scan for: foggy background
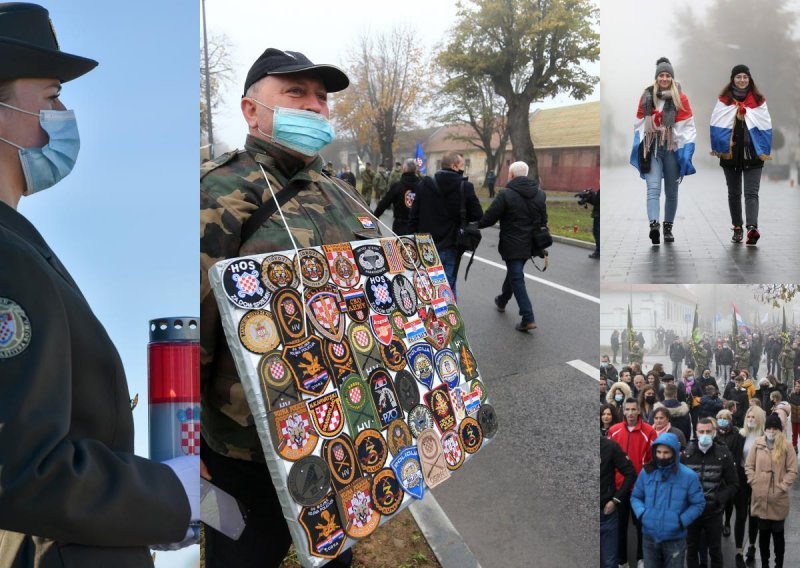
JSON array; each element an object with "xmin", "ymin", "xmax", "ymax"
[{"xmin": 601, "ymin": 0, "xmax": 800, "ymax": 169}]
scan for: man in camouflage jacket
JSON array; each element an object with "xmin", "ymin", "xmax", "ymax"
[
  {"xmin": 200, "ymin": 48, "xmax": 374, "ymax": 568},
  {"xmin": 360, "ymin": 161, "xmax": 375, "ymax": 204}
]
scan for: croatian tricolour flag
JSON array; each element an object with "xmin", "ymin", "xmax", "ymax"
[
  {"xmin": 710, "ymin": 93, "xmax": 771, "ymax": 159},
  {"xmin": 630, "ymin": 92, "xmax": 696, "ymax": 179},
  {"xmin": 733, "ymin": 303, "xmax": 750, "ymax": 333}
]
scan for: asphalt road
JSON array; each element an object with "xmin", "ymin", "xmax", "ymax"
[{"xmin": 375, "ymin": 211, "xmax": 601, "ymax": 567}]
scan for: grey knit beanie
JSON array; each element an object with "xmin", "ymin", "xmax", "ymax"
[{"xmin": 655, "ymin": 57, "xmax": 674, "ymax": 79}]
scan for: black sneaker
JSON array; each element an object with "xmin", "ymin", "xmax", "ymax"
[
  {"xmin": 515, "ymin": 321, "xmax": 537, "ymax": 332},
  {"xmin": 663, "ymin": 222, "xmax": 674, "ymax": 243},
  {"xmin": 735, "ymin": 554, "xmax": 745, "ymax": 568},
  {"xmin": 722, "ymin": 524, "xmax": 731, "ymax": 537},
  {"xmin": 731, "ymin": 226, "xmax": 744, "ymax": 243},
  {"xmin": 588, "ymin": 251, "xmax": 600, "ymax": 259},
  {"xmin": 494, "ymin": 296, "xmax": 505, "ymax": 312},
  {"xmin": 745, "ymin": 545, "xmax": 756, "ymax": 565},
  {"xmin": 746, "ymin": 226, "xmax": 760, "ymax": 245},
  {"xmin": 649, "ymin": 221, "xmax": 660, "ymax": 245}
]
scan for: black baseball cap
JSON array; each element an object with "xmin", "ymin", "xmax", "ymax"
[
  {"xmin": 243, "ymin": 48, "xmax": 349, "ymax": 96},
  {"xmin": 0, "ymin": 3, "xmax": 97, "ymax": 82}
]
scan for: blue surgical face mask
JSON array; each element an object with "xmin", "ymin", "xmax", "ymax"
[
  {"xmin": 698, "ymin": 434, "xmax": 714, "ymax": 450},
  {"xmin": 0, "ymin": 101, "xmax": 80, "ymax": 195},
  {"xmin": 717, "ymin": 419, "xmax": 729, "ymax": 429},
  {"xmin": 249, "ymin": 98, "xmax": 335, "ymax": 156}
]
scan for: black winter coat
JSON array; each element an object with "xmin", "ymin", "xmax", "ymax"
[
  {"xmin": 478, "ymin": 176, "xmax": 547, "ymax": 260},
  {"xmin": 600, "ymin": 437, "xmax": 636, "ymax": 508},
  {"xmin": 374, "ymin": 172, "xmax": 420, "ymax": 235},
  {"xmin": 408, "ymin": 169, "xmax": 482, "ymax": 250},
  {"xmin": 681, "ymin": 441, "xmax": 739, "ymax": 517}
]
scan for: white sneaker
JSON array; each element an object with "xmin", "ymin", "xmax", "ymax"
[{"xmin": 637, "ymin": 560, "xmax": 645, "ymax": 568}]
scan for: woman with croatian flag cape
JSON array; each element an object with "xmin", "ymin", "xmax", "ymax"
[
  {"xmin": 630, "ymin": 57, "xmax": 696, "ymax": 245},
  {"xmin": 710, "ymin": 64, "xmax": 772, "ymax": 246}
]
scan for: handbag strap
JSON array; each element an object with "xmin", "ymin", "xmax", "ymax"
[{"xmin": 240, "ymin": 179, "xmax": 309, "ymax": 244}]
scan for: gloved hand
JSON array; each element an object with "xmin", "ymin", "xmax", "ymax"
[{"xmin": 150, "ymin": 455, "xmax": 200, "ymax": 551}]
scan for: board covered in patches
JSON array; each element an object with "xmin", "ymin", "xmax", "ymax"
[{"xmin": 209, "ymin": 233, "xmax": 498, "ymax": 568}]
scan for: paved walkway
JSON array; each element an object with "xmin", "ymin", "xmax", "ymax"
[{"xmin": 601, "ymin": 164, "xmax": 800, "ymax": 283}]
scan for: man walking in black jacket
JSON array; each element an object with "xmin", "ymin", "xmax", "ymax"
[
  {"xmin": 478, "ymin": 161, "xmax": 546, "ymax": 332},
  {"xmin": 601, "ymin": 437, "xmax": 636, "ymax": 568}
]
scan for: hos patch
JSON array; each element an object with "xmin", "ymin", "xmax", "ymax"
[
  {"xmin": 380, "ymin": 338, "xmax": 407, "ymax": 372},
  {"xmin": 434, "ymin": 348, "xmax": 460, "ymax": 388},
  {"xmin": 425, "ymin": 384, "xmax": 456, "ymax": 433},
  {"xmin": 307, "ymin": 392, "xmax": 345, "ymax": 438},
  {"xmin": 355, "ymin": 428, "xmax": 388, "ymax": 474},
  {"xmin": 394, "ymin": 370, "xmax": 420, "ymax": 413},
  {"xmin": 390, "ymin": 446, "xmax": 425, "ymax": 500},
  {"xmin": 283, "ymin": 336, "xmax": 330, "ymax": 396},
  {"xmin": 371, "ymin": 468, "xmax": 404, "ymax": 516},
  {"xmin": 298, "ymin": 493, "xmax": 347, "ymax": 559},
  {"xmin": 238, "ymin": 310, "xmax": 280, "ymax": 354},
  {"xmin": 288, "ymin": 455, "xmax": 331, "ymax": 506},
  {"xmin": 441, "ymin": 430, "xmax": 465, "ymax": 471},
  {"xmin": 459, "ymin": 417, "xmax": 484, "ymax": 454},
  {"xmin": 365, "ymin": 275, "xmax": 395, "ymax": 315},
  {"xmin": 352, "ymin": 244, "xmax": 387, "ymax": 276},
  {"xmin": 0, "ymin": 298, "xmax": 32, "ymax": 359},
  {"xmin": 369, "ymin": 368, "xmax": 404, "ymax": 429},
  {"xmin": 407, "ymin": 404, "xmax": 435, "ymax": 439},
  {"xmin": 222, "ymin": 258, "xmax": 269, "ymax": 309},
  {"xmin": 387, "ymin": 418, "xmax": 413, "ymax": 455},
  {"xmin": 322, "ymin": 243, "xmax": 360, "ymax": 288},
  {"xmin": 260, "ymin": 253, "xmax": 298, "ymax": 292},
  {"xmin": 417, "ymin": 428, "xmax": 451, "ymax": 489},
  {"xmin": 258, "ymin": 350, "xmax": 299, "ymax": 411},
  {"xmin": 341, "ymin": 286, "xmax": 369, "ymax": 323},
  {"xmin": 321, "ymin": 434, "xmax": 361, "ymax": 491},
  {"xmin": 477, "ymin": 403, "xmax": 498, "ymax": 439},
  {"xmin": 270, "ymin": 401, "xmax": 319, "ymax": 461},
  {"xmin": 340, "ymin": 375, "xmax": 381, "ymax": 435},
  {"xmin": 297, "ymin": 248, "xmax": 330, "ymax": 288},
  {"xmin": 271, "ymin": 287, "xmax": 306, "ymax": 345},
  {"xmin": 392, "ymin": 274, "xmax": 418, "ymax": 317},
  {"xmin": 406, "ymin": 342, "xmax": 435, "ymax": 389},
  {"xmin": 337, "ymin": 476, "xmax": 380, "ymax": 539},
  {"xmin": 322, "ymin": 337, "xmax": 358, "ymax": 389}
]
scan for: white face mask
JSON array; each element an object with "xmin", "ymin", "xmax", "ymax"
[
  {"xmin": 765, "ymin": 432, "xmax": 776, "ymax": 442},
  {"xmin": 746, "ymin": 419, "xmax": 756, "ymax": 428}
]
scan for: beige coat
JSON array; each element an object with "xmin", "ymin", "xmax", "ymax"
[{"xmin": 745, "ymin": 437, "xmax": 798, "ymax": 520}]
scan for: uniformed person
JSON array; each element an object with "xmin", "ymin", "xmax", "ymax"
[
  {"xmin": 628, "ymin": 341, "xmax": 644, "ymax": 365},
  {"xmin": 360, "ymin": 161, "xmax": 375, "ymax": 204},
  {"xmin": 374, "ymin": 161, "xmax": 389, "ymax": 199},
  {"xmin": 0, "ymin": 4, "xmax": 198, "ymax": 566},
  {"xmin": 388, "ymin": 160, "xmax": 403, "ymax": 189},
  {"xmin": 200, "ymin": 48, "xmax": 376, "ymax": 567}
]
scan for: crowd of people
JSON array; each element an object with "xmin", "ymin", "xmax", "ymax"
[{"xmin": 600, "ymin": 326, "xmax": 800, "ymax": 568}]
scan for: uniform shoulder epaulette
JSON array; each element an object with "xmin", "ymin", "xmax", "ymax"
[{"xmin": 201, "ymin": 149, "xmax": 241, "ymax": 180}]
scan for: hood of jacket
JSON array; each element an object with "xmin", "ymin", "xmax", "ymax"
[
  {"xmin": 400, "ymin": 171, "xmax": 420, "ymax": 186},
  {"xmin": 505, "ymin": 175, "xmax": 539, "ymax": 198},
  {"xmin": 655, "ymin": 400, "xmax": 689, "ymax": 417},
  {"xmin": 433, "ymin": 169, "xmax": 466, "ymax": 194},
  {"xmin": 652, "ymin": 432, "xmax": 682, "ymax": 471},
  {"xmin": 606, "ymin": 381, "xmax": 632, "ymax": 404}
]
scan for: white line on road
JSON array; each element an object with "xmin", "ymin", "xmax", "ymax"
[
  {"xmin": 472, "ymin": 255, "xmax": 600, "ymax": 304},
  {"xmin": 567, "ymin": 359, "xmax": 599, "ymax": 380},
  {"xmin": 409, "ymin": 493, "xmax": 482, "ymax": 568}
]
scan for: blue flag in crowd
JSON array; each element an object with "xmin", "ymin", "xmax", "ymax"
[{"xmin": 414, "ymin": 142, "xmax": 427, "ymax": 174}]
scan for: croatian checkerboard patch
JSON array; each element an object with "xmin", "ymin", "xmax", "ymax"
[{"xmin": 0, "ymin": 298, "xmax": 32, "ymax": 359}]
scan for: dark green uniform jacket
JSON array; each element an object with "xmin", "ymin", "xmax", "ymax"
[{"xmin": 0, "ymin": 203, "xmax": 190, "ymax": 567}]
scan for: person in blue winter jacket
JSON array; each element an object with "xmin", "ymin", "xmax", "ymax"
[{"xmin": 630, "ymin": 432, "xmax": 706, "ymax": 568}]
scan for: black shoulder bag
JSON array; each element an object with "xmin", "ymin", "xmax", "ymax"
[
  {"xmin": 240, "ymin": 179, "xmax": 309, "ymax": 244},
  {"xmin": 456, "ymin": 181, "xmax": 482, "ymax": 280}
]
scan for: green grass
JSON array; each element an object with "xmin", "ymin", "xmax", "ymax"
[{"xmin": 479, "ymin": 197, "xmax": 595, "ymax": 243}]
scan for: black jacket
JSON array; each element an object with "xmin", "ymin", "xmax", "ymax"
[
  {"xmin": 681, "ymin": 441, "xmax": 739, "ymax": 517},
  {"xmin": 600, "ymin": 437, "xmax": 636, "ymax": 508},
  {"xmin": 478, "ymin": 176, "xmax": 547, "ymax": 260},
  {"xmin": 374, "ymin": 172, "xmax": 419, "ymax": 235},
  {"xmin": 669, "ymin": 342, "xmax": 685, "ymax": 363},
  {"xmin": 718, "ymin": 347, "xmax": 734, "ymax": 366},
  {"xmin": 408, "ymin": 169, "xmax": 482, "ymax": 250},
  {"xmin": 717, "ymin": 426, "xmax": 747, "ymax": 489}
]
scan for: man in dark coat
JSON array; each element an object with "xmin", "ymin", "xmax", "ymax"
[
  {"xmin": 478, "ymin": 161, "xmax": 546, "ymax": 332},
  {"xmin": 669, "ymin": 337, "xmax": 686, "ymax": 377},
  {"xmin": 485, "ymin": 169, "xmax": 497, "ymax": 198},
  {"xmin": 373, "ymin": 158, "xmax": 419, "ymax": 235},
  {"xmin": 601, "ymin": 437, "xmax": 636, "ymax": 568},
  {"xmin": 409, "ymin": 151, "xmax": 482, "ymax": 298}
]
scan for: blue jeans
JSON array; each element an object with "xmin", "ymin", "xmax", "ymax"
[
  {"xmin": 645, "ymin": 149, "xmax": 679, "ymax": 223},
  {"xmin": 497, "ymin": 259, "xmax": 534, "ymax": 324},
  {"xmin": 643, "ymin": 534, "xmax": 685, "ymax": 568},
  {"xmin": 600, "ymin": 510, "xmax": 619, "ymax": 568},
  {"xmin": 438, "ymin": 247, "xmax": 458, "ymax": 299}
]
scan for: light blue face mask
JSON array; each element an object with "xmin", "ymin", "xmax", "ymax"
[
  {"xmin": 697, "ymin": 434, "xmax": 714, "ymax": 450},
  {"xmin": 249, "ymin": 98, "xmax": 335, "ymax": 156},
  {"xmin": 0, "ymin": 101, "xmax": 80, "ymax": 195},
  {"xmin": 717, "ymin": 419, "xmax": 729, "ymax": 429}
]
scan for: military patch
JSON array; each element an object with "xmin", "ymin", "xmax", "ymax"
[
  {"xmin": 391, "ymin": 274, "xmax": 418, "ymax": 317},
  {"xmin": 321, "ymin": 434, "xmax": 361, "ymax": 491},
  {"xmin": 431, "ymin": 297, "xmax": 448, "ymax": 318},
  {"xmin": 307, "ymin": 392, "xmax": 345, "ymax": 438},
  {"xmin": 306, "ymin": 290, "xmax": 345, "ymax": 343},
  {"xmin": 260, "ymin": 254, "xmax": 298, "ymax": 292},
  {"xmin": 322, "ymin": 243, "xmax": 361, "ymax": 289},
  {"xmin": 427, "ymin": 264, "xmax": 448, "ymax": 287},
  {"xmin": 387, "ymin": 418, "xmax": 413, "ymax": 455},
  {"xmin": 398, "ymin": 236, "xmax": 420, "ymax": 270},
  {"xmin": 403, "ymin": 314, "xmax": 426, "ymax": 343},
  {"xmin": 417, "ymin": 428, "xmax": 451, "ymax": 489},
  {"xmin": 380, "ymin": 338, "xmax": 407, "ymax": 372},
  {"xmin": 347, "ymin": 321, "xmax": 374, "ymax": 355},
  {"xmin": 470, "ymin": 379, "xmax": 488, "ymax": 404},
  {"xmin": 389, "ymin": 310, "xmax": 407, "ymax": 338},
  {"xmin": 459, "ymin": 417, "xmax": 483, "ymax": 454},
  {"xmin": 394, "ymin": 370, "xmax": 420, "ymax": 412},
  {"xmin": 356, "ymin": 216, "xmax": 375, "ymax": 230},
  {"xmin": 380, "ymin": 238, "xmax": 405, "ymax": 274},
  {"xmin": 270, "ymin": 401, "xmax": 319, "ymax": 461},
  {"xmin": 390, "ymin": 446, "xmax": 425, "ymax": 500},
  {"xmin": 369, "ymin": 313, "xmax": 393, "ymax": 346},
  {"xmin": 270, "ymin": 287, "xmax": 306, "ymax": 346},
  {"xmin": 371, "ymin": 468, "xmax": 404, "ymax": 516},
  {"xmin": 0, "ymin": 298, "xmax": 32, "ymax": 359},
  {"xmin": 449, "ymin": 386, "xmax": 467, "ymax": 422},
  {"xmin": 477, "ymin": 403, "xmax": 498, "ymax": 439},
  {"xmin": 337, "ymin": 476, "xmax": 380, "ymax": 539},
  {"xmin": 283, "ymin": 336, "xmax": 330, "ymax": 396},
  {"xmin": 322, "ymin": 338, "xmax": 358, "ymax": 388},
  {"xmin": 435, "ymin": 283, "xmax": 455, "ymax": 306},
  {"xmin": 441, "ymin": 430, "xmax": 465, "ymax": 471},
  {"xmin": 456, "ymin": 341, "xmax": 479, "ymax": 381},
  {"xmin": 258, "ymin": 350, "xmax": 299, "ymax": 411},
  {"xmin": 407, "ymin": 404, "xmax": 435, "ymax": 439},
  {"xmin": 406, "ymin": 342, "xmax": 435, "ymax": 388},
  {"xmin": 369, "ymin": 368, "xmax": 403, "ymax": 429},
  {"xmin": 288, "ymin": 455, "xmax": 331, "ymax": 506},
  {"xmin": 365, "ymin": 275, "xmax": 395, "ymax": 315},
  {"xmin": 413, "ymin": 269, "xmax": 434, "ymax": 305},
  {"xmin": 298, "ymin": 493, "xmax": 347, "ymax": 559},
  {"xmin": 425, "ymin": 384, "xmax": 456, "ymax": 432},
  {"xmin": 463, "ymin": 389, "xmax": 481, "ymax": 416},
  {"xmin": 434, "ymin": 348, "xmax": 460, "ymax": 389},
  {"xmin": 355, "ymin": 428, "xmax": 388, "ymax": 473},
  {"xmin": 445, "ymin": 305, "xmax": 464, "ymax": 332},
  {"xmin": 341, "ymin": 286, "xmax": 369, "ymax": 323},
  {"xmin": 222, "ymin": 258, "xmax": 270, "ymax": 309},
  {"xmin": 238, "ymin": 310, "xmax": 280, "ymax": 354},
  {"xmin": 341, "ymin": 375, "xmax": 381, "ymax": 435},
  {"xmin": 423, "ymin": 311, "xmax": 451, "ymax": 351},
  {"xmin": 352, "ymin": 244, "xmax": 387, "ymax": 276},
  {"xmin": 415, "ymin": 233, "xmax": 439, "ymax": 268},
  {"xmin": 297, "ymin": 248, "xmax": 330, "ymax": 288},
  {"xmin": 354, "ymin": 342, "xmax": 384, "ymax": 378}
]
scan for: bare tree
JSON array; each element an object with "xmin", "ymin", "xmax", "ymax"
[{"xmin": 200, "ymin": 33, "xmax": 235, "ymax": 137}]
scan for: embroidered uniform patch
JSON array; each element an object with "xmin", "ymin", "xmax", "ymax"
[
  {"xmin": 0, "ymin": 298, "xmax": 32, "ymax": 359},
  {"xmin": 238, "ymin": 310, "xmax": 280, "ymax": 354},
  {"xmin": 261, "ymin": 254, "xmax": 298, "ymax": 292},
  {"xmin": 222, "ymin": 258, "xmax": 270, "ymax": 309},
  {"xmin": 371, "ymin": 468, "xmax": 404, "ymax": 515},
  {"xmin": 288, "ymin": 455, "xmax": 331, "ymax": 506},
  {"xmin": 323, "ymin": 243, "xmax": 360, "ymax": 289},
  {"xmin": 337, "ymin": 476, "xmax": 380, "ymax": 538},
  {"xmin": 417, "ymin": 428, "xmax": 451, "ymax": 489},
  {"xmin": 321, "ymin": 434, "xmax": 361, "ymax": 491},
  {"xmin": 355, "ymin": 428, "xmax": 388, "ymax": 473},
  {"xmin": 298, "ymin": 494, "xmax": 347, "ymax": 559},
  {"xmin": 297, "ymin": 248, "xmax": 330, "ymax": 288}
]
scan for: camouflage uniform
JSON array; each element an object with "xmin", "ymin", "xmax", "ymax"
[
  {"xmin": 360, "ymin": 166, "xmax": 375, "ymax": 203},
  {"xmin": 200, "ymin": 135, "xmax": 380, "ymax": 462},
  {"xmin": 388, "ymin": 164, "xmax": 402, "ymax": 190},
  {"xmin": 736, "ymin": 347, "xmax": 750, "ymax": 371},
  {"xmin": 628, "ymin": 345, "xmax": 643, "ymax": 365},
  {"xmin": 374, "ymin": 168, "xmax": 389, "ymax": 200},
  {"xmin": 779, "ymin": 345, "xmax": 795, "ymax": 384}
]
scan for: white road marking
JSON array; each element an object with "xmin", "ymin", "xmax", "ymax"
[
  {"xmin": 567, "ymin": 359, "xmax": 599, "ymax": 380},
  {"xmin": 472, "ymin": 255, "xmax": 600, "ymax": 304},
  {"xmin": 409, "ymin": 493, "xmax": 482, "ymax": 568}
]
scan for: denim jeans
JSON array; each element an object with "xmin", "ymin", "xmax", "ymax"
[
  {"xmin": 600, "ymin": 509, "xmax": 619, "ymax": 568},
  {"xmin": 723, "ymin": 167, "xmax": 762, "ymax": 227},
  {"xmin": 497, "ymin": 258, "xmax": 534, "ymax": 324},
  {"xmin": 645, "ymin": 149, "xmax": 679, "ymax": 223},
  {"xmin": 642, "ymin": 534, "xmax": 685, "ymax": 568},
  {"xmin": 438, "ymin": 247, "xmax": 458, "ymax": 299}
]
